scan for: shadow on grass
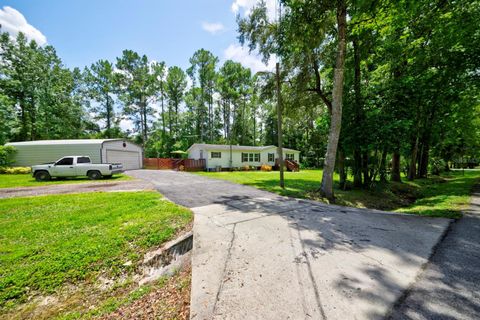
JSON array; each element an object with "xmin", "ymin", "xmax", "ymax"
[{"xmin": 204, "ymin": 171, "xmax": 480, "ymax": 219}]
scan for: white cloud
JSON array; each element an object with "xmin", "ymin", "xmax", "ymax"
[
  {"xmin": 120, "ymin": 118, "xmax": 134, "ymax": 132},
  {"xmin": 231, "ymin": 0, "xmax": 276, "ymax": 20},
  {"xmin": 201, "ymin": 21, "xmax": 225, "ymax": 35},
  {"xmin": 224, "ymin": 43, "xmax": 275, "ymax": 74},
  {"xmin": 0, "ymin": 6, "xmax": 47, "ymax": 45}
]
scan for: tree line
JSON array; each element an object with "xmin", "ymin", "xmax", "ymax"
[
  {"xmin": 0, "ymin": 0, "xmax": 479, "ymax": 200},
  {"xmin": 0, "ymin": 31, "xmax": 286, "ymax": 160},
  {"xmin": 238, "ymin": 0, "xmax": 479, "ymax": 198}
]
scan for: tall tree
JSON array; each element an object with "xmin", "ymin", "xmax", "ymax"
[
  {"xmin": 83, "ymin": 60, "xmax": 117, "ymax": 137},
  {"xmin": 166, "ymin": 66, "xmax": 187, "ymax": 140},
  {"xmin": 115, "ymin": 50, "xmax": 160, "ymax": 144},
  {"xmin": 187, "ymin": 49, "xmax": 218, "ymax": 142}
]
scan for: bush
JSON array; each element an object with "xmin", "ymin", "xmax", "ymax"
[
  {"xmin": 0, "ymin": 166, "xmax": 31, "ymax": 174},
  {"xmin": 429, "ymin": 157, "xmax": 447, "ymax": 176},
  {"xmin": 261, "ymin": 164, "xmax": 272, "ymax": 171},
  {"xmin": 0, "ymin": 145, "xmax": 16, "ymax": 166},
  {"xmin": 242, "ymin": 165, "xmax": 251, "ymax": 171}
]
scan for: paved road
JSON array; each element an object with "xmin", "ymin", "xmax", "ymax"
[
  {"xmin": 128, "ymin": 170, "xmax": 452, "ymax": 319},
  {"xmin": 389, "ymin": 185, "xmax": 480, "ymax": 320},
  {"xmin": 127, "ymin": 169, "xmax": 277, "ymax": 208}
]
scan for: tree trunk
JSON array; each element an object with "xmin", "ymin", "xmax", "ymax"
[
  {"xmin": 379, "ymin": 149, "xmax": 388, "ymax": 183},
  {"xmin": 353, "ymin": 149, "xmax": 363, "ymax": 187},
  {"xmin": 106, "ymin": 93, "xmax": 112, "ymax": 138},
  {"xmin": 29, "ymin": 96, "xmax": 36, "ymax": 141},
  {"xmin": 253, "ymin": 107, "xmax": 256, "ymax": 146},
  {"xmin": 338, "ymin": 148, "xmax": 346, "ymax": 190},
  {"xmin": 174, "ymin": 101, "xmax": 179, "ymax": 138},
  {"xmin": 352, "ymin": 39, "xmax": 363, "ymax": 188},
  {"xmin": 276, "ymin": 62, "xmax": 285, "ymax": 189},
  {"xmin": 20, "ymin": 96, "xmax": 27, "ymax": 141},
  {"xmin": 361, "ymin": 152, "xmax": 369, "ymax": 187},
  {"xmin": 408, "ymin": 135, "xmax": 419, "ymax": 180},
  {"xmin": 419, "ymin": 141, "xmax": 430, "ymax": 178},
  {"xmin": 391, "ymin": 151, "xmax": 401, "ymax": 182},
  {"xmin": 160, "ymin": 87, "xmax": 166, "ymax": 148},
  {"xmin": 320, "ymin": 0, "xmax": 347, "ymax": 201}
]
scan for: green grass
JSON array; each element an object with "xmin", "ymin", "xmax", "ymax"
[
  {"xmin": 0, "ymin": 191, "xmax": 192, "ymax": 310},
  {"xmin": 0, "ymin": 173, "xmax": 131, "ymax": 189},
  {"xmin": 195, "ymin": 169, "xmax": 480, "ymax": 218},
  {"xmin": 395, "ymin": 171, "xmax": 480, "ymax": 218}
]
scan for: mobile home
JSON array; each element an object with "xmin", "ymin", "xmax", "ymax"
[{"xmin": 187, "ymin": 143, "xmax": 300, "ymax": 170}]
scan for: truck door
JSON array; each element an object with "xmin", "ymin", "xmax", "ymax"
[{"xmin": 52, "ymin": 157, "xmax": 75, "ymax": 177}]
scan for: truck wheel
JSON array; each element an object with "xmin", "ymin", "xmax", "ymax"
[
  {"xmin": 87, "ymin": 170, "xmax": 102, "ymax": 180},
  {"xmin": 35, "ymin": 171, "xmax": 51, "ymax": 182}
]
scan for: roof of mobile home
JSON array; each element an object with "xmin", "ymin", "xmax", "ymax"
[{"xmin": 187, "ymin": 143, "xmax": 300, "ymax": 153}]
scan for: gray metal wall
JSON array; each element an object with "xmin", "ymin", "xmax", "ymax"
[{"xmin": 8, "ymin": 144, "xmax": 102, "ymax": 167}]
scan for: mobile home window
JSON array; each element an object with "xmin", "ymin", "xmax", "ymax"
[
  {"xmin": 211, "ymin": 152, "xmax": 221, "ymax": 158},
  {"xmin": 268, "ymin": 153, "xmax": 275, "ymax": 162},
  {"xmin": 242, "ymin": 152, "xmax": 260, "ymax": 162},
  {"xmin": 286, "ymin": 153, "xmax": 295, "ymax": 161}
]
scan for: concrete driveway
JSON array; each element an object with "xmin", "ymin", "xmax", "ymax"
[{"xmin": 127, "ymin": 170, "xmax": 451, "ymax": 320}]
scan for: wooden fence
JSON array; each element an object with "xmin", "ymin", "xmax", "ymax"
[{"xmin": 144, "ymin": 158, "xmax": 206, "ymax": 171}]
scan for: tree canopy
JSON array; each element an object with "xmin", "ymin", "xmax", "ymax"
[{"xmin": 0, "ymin": 0, "xmax": 478, "ymax": 197}]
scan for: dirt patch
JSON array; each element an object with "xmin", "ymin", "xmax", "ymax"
[{"xmin": 99, "ymin": 262, "xmax": 191, "ymax": 320}]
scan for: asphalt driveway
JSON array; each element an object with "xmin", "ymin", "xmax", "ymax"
[
  {"xmin": 127, "ymin": 169, "xmax": 277, "ymax": 208},
  {"xmin": 127, "ymin": 170, "xmax": 451, "ymax": 319}
]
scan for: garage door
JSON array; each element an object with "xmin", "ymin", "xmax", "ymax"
[{"xmin": 105, "ymin": 150, "xmax": 141, "ymax": 170}]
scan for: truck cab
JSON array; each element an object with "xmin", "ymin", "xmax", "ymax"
[{"xmin": 32, "ymin": 156, "xmax": 123, "ymax": 181}]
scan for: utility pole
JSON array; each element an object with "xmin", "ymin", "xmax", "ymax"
[
  {"xmin": 276, "ymin": 62, "xmax": 284, "ymax": 189},
  {"xmin": 276, "ymin": 0, "xmax": 284, "ymax": 189}
]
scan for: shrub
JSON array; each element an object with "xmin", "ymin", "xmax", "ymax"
[
  {"xmin": 242, "ymin": 165, "xmax": 251, "ymax": 171},
  {"xmin": 0, "ymin": 166, "xmax": 31, "ymax": 174},
  {"xmin": 429, "ymin": 157, "xmax": 446, "ymax": 176},
  {"xmin": 261, "ymin": 164, "xmax": 272, "ymax": 171},
  {"xmin": 0, "ymin": 145, "xmax": 16, "ymax": 166}
]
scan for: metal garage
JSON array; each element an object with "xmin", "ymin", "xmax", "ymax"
[{"xmin": 6, "ymin": 139, "xmax": 143, "ymax": 170}]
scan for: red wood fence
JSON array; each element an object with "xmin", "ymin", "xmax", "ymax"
[{"xmin": 144, "ymin": 158, "xmax": 206, "ymax": 171}]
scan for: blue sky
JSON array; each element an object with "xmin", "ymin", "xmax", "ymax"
[{"xmin": 0, "ymin": 0, "xmax": 275, "ymax": 72}]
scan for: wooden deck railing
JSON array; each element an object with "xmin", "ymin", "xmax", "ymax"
[
  {"xmin": 144, "ymin": 158, "xmax": 206, "ymax": 171},
  {"xmin": 274, "ymin": 159, "xmax": 300, "ymax": 172},
  {"xmin": 285, "ymin": 159, "xmax": 300, "ymax": 172}
]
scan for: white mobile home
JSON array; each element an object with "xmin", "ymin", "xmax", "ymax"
[
  {"xmin": 6, "ymin": 139, "xmax": 143, "ymax": 170},
  {"xmin": 187, "ymin": 143, "xmax": 300, "ymax": 170}
]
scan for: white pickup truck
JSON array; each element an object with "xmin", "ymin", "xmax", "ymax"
[{"xmin": 31, "ymin": 156, "xmax": 123, "ymax": 181}]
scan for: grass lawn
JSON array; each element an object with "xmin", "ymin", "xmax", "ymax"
[
  {"xmin": 0, "ymin": 173, "xmax": 131, "ymax": 189},
  {"xmin": 195, "ymin": 169, "xmax": 480, "ymax": 218},
  {"xmin": 0, "ymin": 191, "xmax": 192, "ymax": 317}
]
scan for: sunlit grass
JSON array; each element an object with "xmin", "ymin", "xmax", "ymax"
[
  {"xmin": 0, "ymin": 191, "xmax": 192, "ymax": 310},
  {"xmin": 0, "ymin": 173, "xmax": 131, "ymax": 189},
  {"xmin": 195, "ymin": 169, "xmax": 480, "ymax": 218}
]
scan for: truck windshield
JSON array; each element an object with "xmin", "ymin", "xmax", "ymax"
[{"xmin": 77, "ymin": 157, "xmax": 91, "ymax": 163}]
